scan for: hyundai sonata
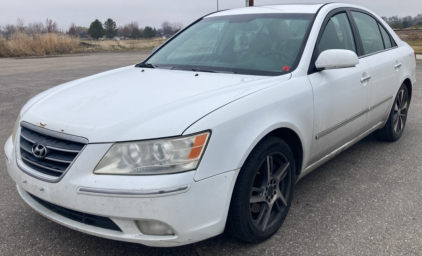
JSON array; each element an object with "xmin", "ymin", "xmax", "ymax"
[{"xmin": 4, "ymin": 3, "xmax": 417, "ymax": 247}]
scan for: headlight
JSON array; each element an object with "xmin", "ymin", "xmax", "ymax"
[
  {"xmin": 11, "ymin": 116, "xmax": 20, "ymax": 146},
  {"xmin": 94, "ymin": 131, "xmax": 210, "ymax": 175}
]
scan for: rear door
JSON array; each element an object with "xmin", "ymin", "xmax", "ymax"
[
  {"xmin": 350, "ymin": 10, "xmax": 405, "ymax": 129},
  {"xmin": 307, "ymin": 9, "xmax": 372, "ymax": 165}
]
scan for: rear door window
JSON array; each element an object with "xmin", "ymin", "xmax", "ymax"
[
  {"xmin": 378, "ymin": 24, "xmax": 393, "ymax": 49},
  {"xmin": 351, "ymin": 11, "xmax": 385, "ymax": 55}
]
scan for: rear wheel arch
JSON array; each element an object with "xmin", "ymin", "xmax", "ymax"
[{"xmin": 403, "ymin": 78, "xmax": 412, "ymax": 103}]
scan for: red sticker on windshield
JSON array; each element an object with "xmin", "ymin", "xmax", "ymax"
[{"xmin": 282, "ymin": 66, "xmax": 291, "ymax": 72}]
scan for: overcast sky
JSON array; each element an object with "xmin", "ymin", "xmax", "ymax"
[{"xmin": 1, "ymin": 0, "xmax": 421, "ymax": 31}]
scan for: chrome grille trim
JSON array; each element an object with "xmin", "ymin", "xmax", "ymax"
[
  {"xmin": 46, "ymin": 145, "xmax": 80, "ymax": 153},
  {"xmin": 20, "ymin": 145, "xmax": 32, "ymax": 154},
  {"xmin": 20, "ymin": 134, "xmax": 35, "ymax": 143},
  {"xmin": 22, "ymin": 157, "xmax": 65, "ymax": 173},
  {"xmin": 21, "ymin": 144, "xmax": 73, "ymax": 163},
  {"xmin": 44, "ymin": 157, "xmax": 73, "ymax": 164},
  {"xmin": 18, "ymin": 122, "xmax": 88, "ymax": 181}
]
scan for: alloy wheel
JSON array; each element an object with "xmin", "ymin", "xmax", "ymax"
[
  {"xmin": 393, "ymin": 88, "xmax": 408, "ymax": 134},
  {"xmin": 249, "ymin": 152, "xmax": 291, "ymax": 232}
]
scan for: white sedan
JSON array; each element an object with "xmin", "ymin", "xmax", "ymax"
[{"xmin": 4, "ymin": 3, "xmax": 417, "ymax": 247}]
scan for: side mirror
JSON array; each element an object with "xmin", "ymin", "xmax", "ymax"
[{"xmin": 315, "ymin": 49, "xmax": 359, "ymax": 70}]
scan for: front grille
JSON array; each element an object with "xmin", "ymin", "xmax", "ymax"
[
  {"xmin": 19, "ymin": 123, "xmax": 87, "ymax": 178},
  {"xmin": 28, "ymin": 193, "xmax": 122, "ymax": 232}
]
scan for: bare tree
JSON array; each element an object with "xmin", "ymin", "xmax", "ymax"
[
  {"xmin": 32, "ymin": 22, "xmax": 45, "ymax": 34},
  {"xmin": 172, "ymin": 22, "xmax": 183, "ymax": 33},
  {"xmin": 127, "ymin": 21, "xmax": 139, "ymax": 32},
  {"xmin": 162, "ymin": 21, "xmax": 173, "ymax": 35},
  {"xmin": 68, "ymin": 23, "xmax": 77, "ymax": 37},
  {"xmin": 77, "ymin": 26, "xmax": 88, "ymax": 38},
  {"xmin": 161, "ymin": 21, "xmax": 183, "ymax": 36},
  {"xmin": 2, "ymin": 24, "xmax": 17, "ymax": 38},
  {"xmin": 156, "ymin": 28, "xmax": 163, "ymax": 37},
  {"xmin": 45, "ymin": 18, "xmax": 58, "ymax": 33},
  {"xmin": 27, "ymin": 23, "xmax": 35, "ymax": 34},
  {"xmin": 117, "ymin": 26, "xmax": 124, "ymax": 37},
  {"xmin": 27, "ymin": 22, "xmax": 45, "ymax": 34},
  {"xmin": 16, "ymin": 18, "xmax": 25, "ymax": 32},
  {"xmin": 122, "ymin": 26, "xmax": 131, "ymax": 38},
  {"xmin": 132, "ymin": 27, "xmax": 143, "ymax": 38}
]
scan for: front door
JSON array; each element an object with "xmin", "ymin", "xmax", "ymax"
[{"xmin": 307, "ymin": 10, "xmax": 372, "ymax": 165}]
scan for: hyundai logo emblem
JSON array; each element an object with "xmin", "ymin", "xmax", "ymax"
[{"xmin": 32, "ymin": 144, "xmax": 47, "ymax": 159}]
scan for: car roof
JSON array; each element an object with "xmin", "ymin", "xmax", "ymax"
[{"xmin": 207, "ymin": 4, "xmax": 326, "ymax": 17}]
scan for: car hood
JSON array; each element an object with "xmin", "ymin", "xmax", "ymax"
[{"xmin": 21, "ymin": 66, "xmax": 291, "ymax": 143}]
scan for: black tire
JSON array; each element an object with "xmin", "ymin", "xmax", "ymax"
[
  {"xmin": 225, "ymin": 136, "xmax": 295, "ymax": 243},
  {"xmin": 373, "ymin": 83, "xmax": 409, "ymax": 142}
]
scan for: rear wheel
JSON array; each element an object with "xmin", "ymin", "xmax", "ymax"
[
  {"xmin": 225, "ymin": 136, "xmax": 295, "ymax": 243},
  {"xmin": 373, "ymin": 84, "xmax": 409, "ymax": 141}
]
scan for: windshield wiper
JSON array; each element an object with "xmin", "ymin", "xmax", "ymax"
[
  {"xmin": 191, "ymin": 68, "xmax": 235, "ymax": 74},
  {"xmin": 135, "ymin": 62, "xmax": 156, "ymax": 68}
]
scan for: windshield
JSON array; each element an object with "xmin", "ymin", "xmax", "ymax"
[{"xmin": 144, "ymin": 13, "xmax": 314, "ymax": 76}]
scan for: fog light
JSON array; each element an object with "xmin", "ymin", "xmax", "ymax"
[{"xmin": 136, "ymin": 220, "xmax": 175, "ymax": 236}]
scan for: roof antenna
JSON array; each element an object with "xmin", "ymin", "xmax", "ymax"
[{"xmin": 217, "ymin": 0, "xmax": 219, "ymax": 10}]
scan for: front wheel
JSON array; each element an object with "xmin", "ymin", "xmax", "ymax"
[
  {"xmin": 225, "ymin": 136, "xmax": 295, "ymax": 243},
  {"xmin": 373, "ymin": 84, "xmax": 409, "ymax": 141}
]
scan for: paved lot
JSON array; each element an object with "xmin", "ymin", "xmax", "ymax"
[{"xmin": 0, "ymin": 52, "xmax": 421, "ymax": 255}]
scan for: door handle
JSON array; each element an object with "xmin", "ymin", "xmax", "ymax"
[
  {"xmin": 395, "ymin": 63, "xmax": 402, "ymax": 68},
  {"xmin": 361, "ymin": 75, "xmax": 371, "ymax": 83}
]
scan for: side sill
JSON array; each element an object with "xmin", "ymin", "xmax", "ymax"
[{"xmin": 298, "ymin": 121, "xmax": 385, "ymax": 181}]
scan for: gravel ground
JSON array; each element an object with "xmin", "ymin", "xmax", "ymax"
[{"xmin": 0, "ymin": 52, "xmax": 421, "ymax": 256}]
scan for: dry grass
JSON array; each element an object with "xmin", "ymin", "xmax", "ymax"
[
  {"xmin": 0, "ymin": 33, "xmax": 166, "ymax": 58},
  {"xmin": 406, "ymin": 41, "xmax": 422, "ymax": 54},
  {"xmin": 0, "ymin": 32, "xmax": 81, "ymax": 57},
  {"xmin": 83, "ymin": 38, "xmax": 166, "ymax": 52}
]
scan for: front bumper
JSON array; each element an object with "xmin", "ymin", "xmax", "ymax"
[{"xmin": 4, "ymin": 136, "xmax": 238, "ymax": 247}]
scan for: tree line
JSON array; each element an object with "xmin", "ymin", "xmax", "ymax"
[
  {"xmin": 84, "ymin": 18, "xmax": 182, "ymax": 39},
  {"xmin": 0, "ymin": 18, "xmax": 60, "ymax": 38},
  {"xmin": 382, "ymin": 13, "xmax": 422, "ymax": 29},
  {"xmin": 2, "ymin": 12, "xmax": 421, "ymax": 40},
  {"xmin": 0, "ymin": 18, "xmax": 183, "ymax": 40}
]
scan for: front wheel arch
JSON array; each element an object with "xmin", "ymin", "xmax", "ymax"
[{"xmin": 267, "ymin": 128, "xmax": 303, "ymax": 177}]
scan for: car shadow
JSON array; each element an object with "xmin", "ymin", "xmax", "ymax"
[{"xmin": 25, "ymin": 131, "xmax": 408, "ymax": 255}]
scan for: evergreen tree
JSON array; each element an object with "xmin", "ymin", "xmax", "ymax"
[
  {"xmin": 104, "ymin": 18, "xmax": 118, "ymax": 38},
  {"xmin": 143, "ymin": 26, "xmax": 154, "ymax": 38},
  {"xmin": 88, "ymin": 19, "xmax": 104, "ymax": 39}
]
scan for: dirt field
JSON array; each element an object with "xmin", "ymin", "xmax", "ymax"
[
  {"xmin": 82, "ymin": 38, "xmax": 167, "ymax": 52},
  {"xmin": 395, "ymin": 29, "xmax": 422, "ymax": 41},
  {"xmin": 406, "ymin": 41, "xmax": 422, "ymax": 54},
  {"xmin": 0, "ymin": 33, "xmax": 166, "ymax": 58},
  {"xmin": 395, "ymin": 29, "xmax": 422, "ymax": 53}
]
